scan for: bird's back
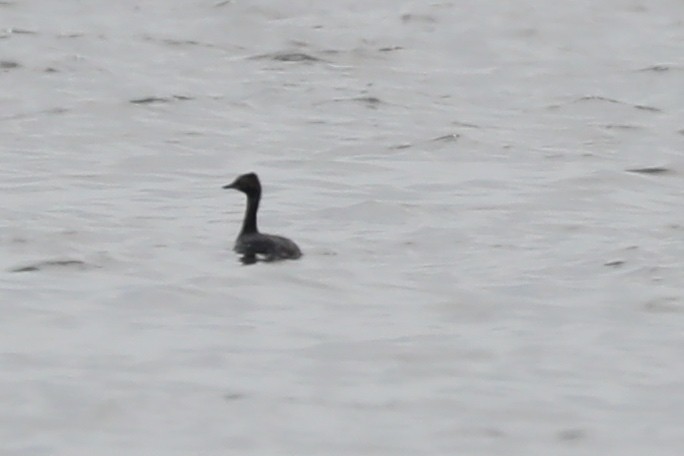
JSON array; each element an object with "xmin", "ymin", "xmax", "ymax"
[{"xmin": 235, "ymin": 232, "xmax": 302, "ymax": 262}]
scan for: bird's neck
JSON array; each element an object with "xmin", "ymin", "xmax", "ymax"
[{"xmin": 241, "ymin": 192, "xmax": 260, "ymax": 235}]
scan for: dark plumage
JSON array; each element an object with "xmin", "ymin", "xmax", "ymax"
[{"xmin": 223, "ymin": 173, "xmax": 302, "ymax": 264}]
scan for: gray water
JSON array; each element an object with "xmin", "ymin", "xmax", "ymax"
[{"xmin": 2, "ymin": 1, "xmax": 684, "ymax": 454}]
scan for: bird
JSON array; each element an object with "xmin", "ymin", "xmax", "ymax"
[{"xmin": 223, "ymin": 172, "xmax": 302, "ymax": 264}]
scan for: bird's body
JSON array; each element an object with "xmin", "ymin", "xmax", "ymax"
[
  {"xmin": 223, "ymin": 173, "xmax": 302, "ymax": 264},
  {"xmin": 234, "ymin": 232, "xmax": 302, "ymax": 264}
]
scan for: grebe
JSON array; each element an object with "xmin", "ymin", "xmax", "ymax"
[{"xmin": 223, "ymin": 173, "xmax": 302, "ymax": 264}]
